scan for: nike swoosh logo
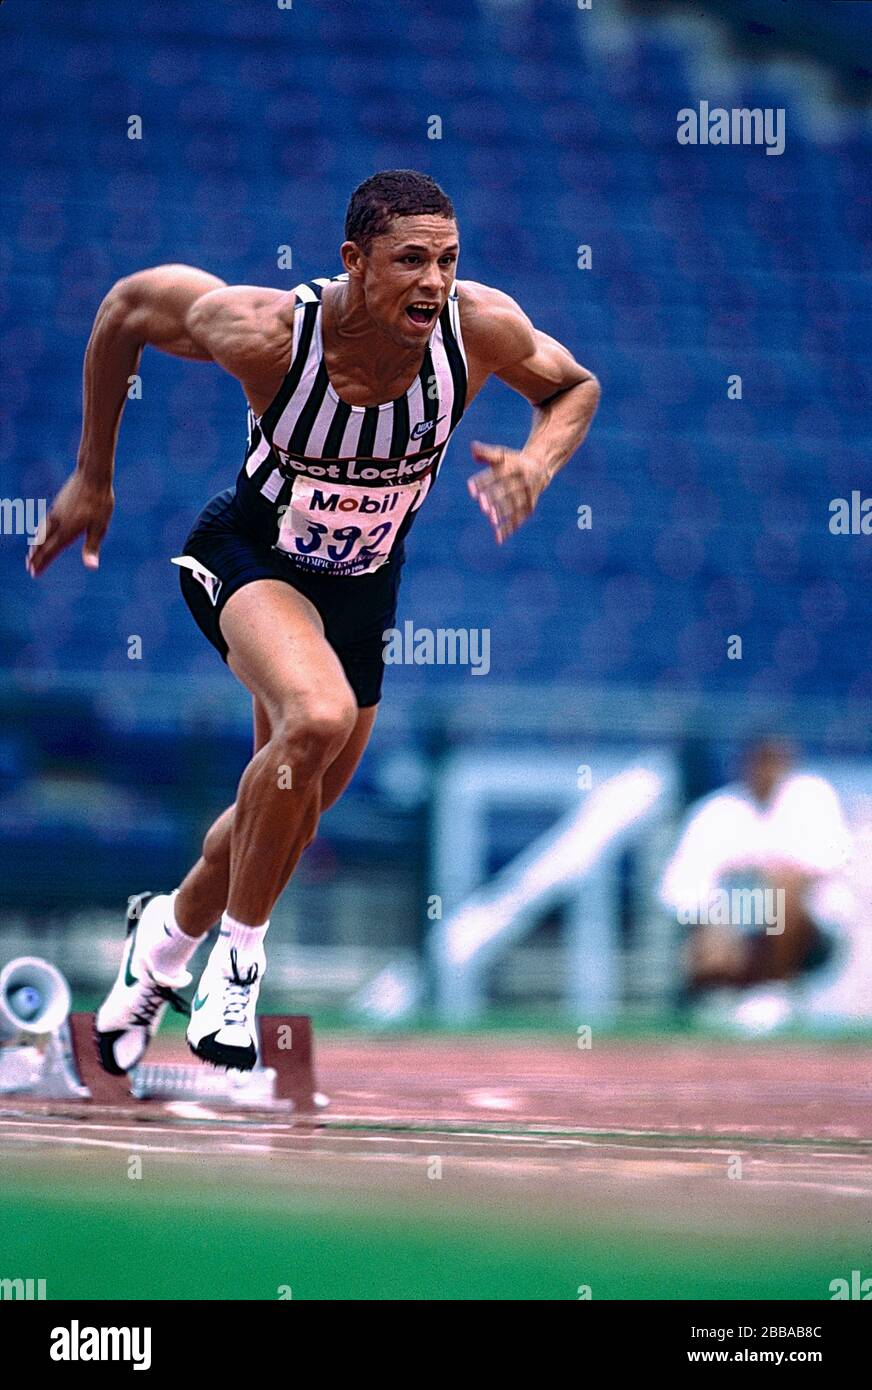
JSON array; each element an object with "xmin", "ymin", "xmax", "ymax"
[
  {"xmin": 123, "ymin": 933, "xmax": 138, "ymax": 987},
  {"xmin": 193, "ymin": 991, "xmax": 209, "ymax": 1011},
  {"xmin": 410, "ymin": 416, "xmax": 444, "ymax": 439}
]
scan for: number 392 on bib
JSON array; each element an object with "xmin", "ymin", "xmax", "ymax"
[{"xmin": 275, "ymin": 478, "xmax": 422, "ymax": 576}]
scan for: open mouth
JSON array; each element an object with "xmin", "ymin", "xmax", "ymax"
[{"xmin": 405, "ymin": 302, "xmax": 438, "ymax": 326}]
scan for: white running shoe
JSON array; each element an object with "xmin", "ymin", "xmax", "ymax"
[
  {"xmin": 95, "ymin": 893, "xmax": 192, "ymax": 1075},
  {"xmin": 186, "ymin": 943, "xmax": 262, "ymax": 1071}
]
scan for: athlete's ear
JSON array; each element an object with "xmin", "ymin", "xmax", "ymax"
[{"xmin": 340, "ymin": 240, "xmax": 367, "ymax": 279}]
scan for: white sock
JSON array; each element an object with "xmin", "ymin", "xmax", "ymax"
[
  {"xmin": 146, "ymin": 891, "xmax": 201, "ymax": 979},
  {"xmin": 217, "ymin": 911, "xmax": 269, "ymax": 965}
]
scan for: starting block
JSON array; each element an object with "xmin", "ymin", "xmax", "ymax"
[{"xmin": 0, "ymin": 1012, "xmax": 327, "ymax": 1112}]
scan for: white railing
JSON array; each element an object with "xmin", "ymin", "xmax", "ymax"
[{"xmin": 427, "ymin": 749, "xmax": 678, "ymax": 1024}]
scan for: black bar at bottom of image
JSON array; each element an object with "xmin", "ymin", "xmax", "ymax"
[{"xmin": 0, "ymin": 1297, "xmax": 867, "ymax": 1373}]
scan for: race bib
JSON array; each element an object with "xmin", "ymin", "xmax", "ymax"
[{"xmin": 275, "ymin": 478, "xmax": 420, "ymax": 575}]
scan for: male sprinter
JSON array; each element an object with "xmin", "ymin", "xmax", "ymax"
[{"xmin": 28, "ymin": 170, "xmax": 600, "ymax": 1073}]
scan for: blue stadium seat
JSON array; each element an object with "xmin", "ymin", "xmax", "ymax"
[{"xmin": 1, "ymin": 0, "xmax": 869, "ymax": 696}]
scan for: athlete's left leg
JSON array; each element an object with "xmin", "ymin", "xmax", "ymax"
[
  {"xmin": 94, "ymin": 698, "xmax": 376, "ymax": 1074},
  {"xmin": 173, "ymin": 698, "xmax": 377, "ymax": 937}
]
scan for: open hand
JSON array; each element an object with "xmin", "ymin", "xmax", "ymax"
[
  {"xmin": 467, "ymin": 441, "xmax": 551, "ymax": 544},
  {"xmin": 26, "ymin": 470, "xmax": 114, "ymax": 577}
]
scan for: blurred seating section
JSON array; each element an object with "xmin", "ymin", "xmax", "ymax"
[{"xmin": 1, "ymin": 0, "xmax": 870, "ymax": 702}]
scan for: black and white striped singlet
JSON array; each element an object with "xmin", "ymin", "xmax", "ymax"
[{"xmin": 235, "ymin": 275, "xmax": 468, "ymax": 577}]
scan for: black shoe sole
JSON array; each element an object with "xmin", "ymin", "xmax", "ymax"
[
  {"xmin": 188, "ymin": 1035, "xmax": 258, "ymax": 1072},
  {"xmin": 93, "ymin": 1026, "xmax": 136, "ymax": 1076}
]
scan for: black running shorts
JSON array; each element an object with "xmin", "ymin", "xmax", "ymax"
[{"xmin": 176, "ymin": 489, "xmax": 404, "ymax": 708}]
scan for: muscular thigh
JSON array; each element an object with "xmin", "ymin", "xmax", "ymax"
[
  {"xmin": 219, "ymin": 578, "xmax": 354, "ymax": 725},
  {"xmin": 231, "ymin": 580, "xmax": 378, "ymax": 807}
]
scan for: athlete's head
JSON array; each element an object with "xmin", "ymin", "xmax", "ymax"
[{"xmin": 341, "ymin": 170, "xmax": 459, "ymax": 348}]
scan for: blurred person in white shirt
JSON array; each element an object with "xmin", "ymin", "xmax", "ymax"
[{"xmin": 660, "ymin": 738, "xmax": 854, "ymax": 1031}]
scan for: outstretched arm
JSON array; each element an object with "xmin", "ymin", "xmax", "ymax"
[
  {"xmin": 27, "ymin": 266, "xmax": 294, "ymax": 576},
  {"xmin": 460, "ymin": 281, "xmax": 600, "ymax": 543},
  {"xmin": 27, "ymin": 265, "xmax": 226, "ymax": 575}
]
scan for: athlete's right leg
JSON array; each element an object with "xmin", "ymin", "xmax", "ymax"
[
  {"xmin": 217, "ymin": 579, "xmax": 358, "ymax": 923},
  {"xmin": 186, "ymin": 579, "xmax": 359, "ymax": 1067}
]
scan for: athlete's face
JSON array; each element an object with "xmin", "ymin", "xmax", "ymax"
[{"xmin": 345, "ymin": 215, "xmax": 459, "ymax": 348}]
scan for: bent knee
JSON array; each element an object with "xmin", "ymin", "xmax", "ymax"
[
  {"xmin": 274, "ymin": 695, "xmax": 357, "ymax": 769},
  {"xmin": 301, "ymin": 695, "xmax": 358, "ymax": 751}
]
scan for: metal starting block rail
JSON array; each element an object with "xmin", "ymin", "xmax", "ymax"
[{"xmin": 0, "ymin": 1012, "xmax": 327, "ymax": 1112}]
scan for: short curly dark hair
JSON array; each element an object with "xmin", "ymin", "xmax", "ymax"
[{"xmin": 345, "ymin": 170, "xmax": 456, "ymax": 253}]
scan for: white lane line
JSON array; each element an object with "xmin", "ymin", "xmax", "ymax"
[
  {"xmin": 0, "ymin": 1133, "xmax": 200, "ymax": 1156},
  {"xmin": 4, "ymin": 1123, "xmax": 872, "ymax": 1182},
  {"xmin": 4, "ymin": 1131, "xmax": 871, "ymax": 1195},
  {"xmin": 4, "ymin": 1118, "xmax": 871, "ymax": 1172},
  {"xmin": 0, "ymin": 1112, "xmax": 861, "ymax": 1151}
]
